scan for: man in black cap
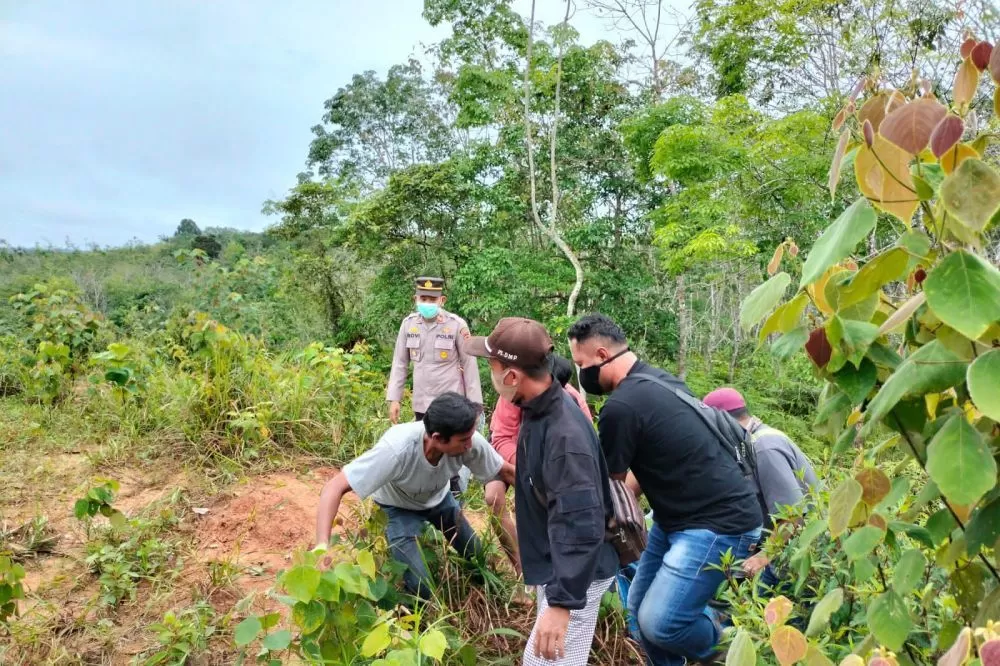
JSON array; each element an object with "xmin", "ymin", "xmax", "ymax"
[{"xmin": 467, "ymin": 318, "xmax": 619, "ymax": 666}]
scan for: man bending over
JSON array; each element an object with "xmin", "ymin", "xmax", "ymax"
[{"xmin": 315, "ymin": 392, "xmax": 515, "ymax": 599}]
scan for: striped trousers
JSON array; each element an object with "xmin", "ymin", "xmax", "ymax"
[{"xmin": 523, "ymin": 577, "xmax": 615, "ymax": 666}]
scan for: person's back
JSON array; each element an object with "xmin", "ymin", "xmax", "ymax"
[
  {"xmin": 600, "ymin": 361, "xmax": 761, "ymax": 535},
  {"xmin": 749, "ymin": 419, "xmax": 818, "ymax": 519}
]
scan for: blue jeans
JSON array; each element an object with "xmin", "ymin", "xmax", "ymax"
[
  {"xmin": 628, "ymin": 524, "xmax": 762, "ymax": 666},
  {"xmin": 379, "ymin": 492, "xmax": 484, "ymax": 599},
  {"xmin": 617, "ymin": 562, "xmax": 640, "ymax": 636}
]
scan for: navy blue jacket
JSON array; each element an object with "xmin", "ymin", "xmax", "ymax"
[{"xmin": 514, "ymin": 379, "xmax": 619, "ymax": 609}]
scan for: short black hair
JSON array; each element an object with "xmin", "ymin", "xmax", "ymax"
[
  {"xmin": 424, "ymin": 392, "xmax": 479, "ymax": 439},
  {"xmin": 567, "ymin": 313, "xmax": 627, "ymax": 345},
  {"xmin": 728, "ymin": 407, "xmax": 749, "ymax": 420},
  {"xmin": 551, "ymin": 354, "xmax": 573, "ymax": 387}
]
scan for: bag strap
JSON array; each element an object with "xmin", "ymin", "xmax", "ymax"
[{"xmin": 626, "ymin": 373, "xmax": 754, "ymax": 477}]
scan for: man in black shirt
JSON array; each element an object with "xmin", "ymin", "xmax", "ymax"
[
  {"xmin": 568, "ymin": 314, "xmax": 762, "ymax": 666},
  {"xmin": 467, "ymin": 317, "xmax": 619, "ymax": 666}
]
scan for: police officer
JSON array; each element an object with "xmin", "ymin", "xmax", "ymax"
[{"xmin": 387, "ymin": 277, "xmax": 483, "ymax": 424}]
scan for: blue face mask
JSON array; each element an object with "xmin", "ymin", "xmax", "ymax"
[{"xmin": 417, "ymin": 303, "xmax": 440, "ymax": 320}]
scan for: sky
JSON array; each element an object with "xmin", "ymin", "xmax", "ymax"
[{"xmin": 0, "ymin": 1, "xmax": 609, "ymax": 248}]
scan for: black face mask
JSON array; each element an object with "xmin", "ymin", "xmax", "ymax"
[{"xmin": 578, "ymin": 347, "xmax": 630, "ymax": 396}]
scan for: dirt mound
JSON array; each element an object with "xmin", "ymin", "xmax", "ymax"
[{"xmin": 194, "ymin": 467, "xmax": 349, "ymax": 578}]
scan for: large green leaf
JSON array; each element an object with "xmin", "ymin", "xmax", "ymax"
[
  {"xmin": 261, "ymin": 630, "xmax": 293, "ymax": 651},
  {"xmin": 234, "ymin": 616, "xmax": 262, "ymax": 647},
  {"xmin": 892, "ymin": 549, "xmax": 927, "ymax": 594},
  {"xmin": 832, "ymin": 358, "xmax": 877, "ymax": 406},
  {"xmin": 940, "ymin": 158, "xmax": 1000, "ymax": 231},
  {"xmin": 926, "ymin": 414, "xmax": 997, "ymax": 506},
  {"xmin": 282, "ymin": 565, "xmax": 321, "ymax": 604},
  {"xmin": 843, "ymin": 525, "xmax": 885, "ymax": 560},
  {"xmin": 966, "ymin": 495, "xmax": 1000, "ymax": 556},
  {"xmin": 829, "ymin": 478, "xmax": 863, "ymax": 538},
  {"xmin": 866, "ymin": 590, "xmax": 912, "ymax": 651},
  {"xmin": 772, "ymin": 326, "xmax": 809, "ymax": 360},
  {"xmin": 806, "ymin": 587, "xmax": 844, "ymax": 637},
  {"xmin": 968, "ymin": 349, "xmax": 1000, "ymax": 421},
  {"xmin": 419, "ymin": 629, "xmax": 448, "ymax": 661},
  {"xmin": 827, "ymin": 316, "xmax": 880, "ymax": 371},
  {"xmin": 361, "ymin": 622, "xmax": 392, "ymax": 658},
  {"xmin": 293, "ymin": 600, "xmax": 327, "ymax": 636},
  {"xmin": 800, "ymin": 198, "xmax": 878, "ymax": 288},
  {"xmin": 759, "ymin": 292, "xmax": 809, "ymax": 342},
  {"xmin": 924, "ymin": 250, "xmax": 1000, "ymax": 341},
  {"xmin": 725, "ymin": 629, "xmax": 757, "ymax": 666},
  {"xmin": 839, "ymin": 248, "xmax": 910, "ymax": 308},
  {"xmin": 741, "ymin": 272, "xmax": 791, "ymax": 332},
  {"xmin": 861, "ymin": 341, "xmax": 967, "ymax": 438}
]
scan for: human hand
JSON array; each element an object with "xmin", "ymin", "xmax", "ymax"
[
  {"xmin": 534, "ymin": 606, "xmax": 570, "ymax": 660},
  {"xmin": 389, "ymin": 401, "xmax": 401, "ymax": 424},
  {"xmin": 742, "ymin": 552, "xmax": 770, "ymax": 576}
]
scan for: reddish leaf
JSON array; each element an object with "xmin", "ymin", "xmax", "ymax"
[
  {"xmin": 880, "ymin": 98, "xmax": 947, "ymax": 154},
  {"xmin": 991, "ymin": 40, "xmax": 1000, "ymax": 84},
  {"xmin": 914, "ymin": 268, "xmax": 927, "ymax": 284},
  {"xmin": 833, "ymin": 109, "xmax": 847, "ymax": 132},
  {"xmin": 771, "ymin": 625, "xmax": 808, "ymax": 666},
  {"xmin": 931, "ymin": 115, "xmax": 965, "ymax": 158},
  {"xmin": 938, "ymin": 626, "xmax": 971, "ymax": 666},
  {"xmin": 864, "ymin": 119, "xmax": 875, "ymax": 147},
  {"xmin": 868, "ymin": 513, "xmax": 888, "ymax": 530},
  {"xmin": 857, "ymin": 468, "xmax": 892, "ymax": 505},
  {"xmin": 765, "ymin": 596, "xmax": 794, "ymax": 627},
  {"xmin": 846, "ymin": 101, "xmax": 856, "ymax": 115},
  {"xmin": 920, "ymin": 79, "xmax": 933, "ymax": 96},
  {"xmin": 768, "ymin": 244, "xmax": 786, "ymax": 276},
  {"xmin": 953, "ymin": 58, "xmax": 980, "ymax": 108},
  {"xmin": 850, "ymin": 77, "xmax": 868, "ymax": 101},
  {"xmin": 972, "ymin": 42, "xmax": 993, "ymax": 71},
  {"xmin": 788, "ymin": 241, "xmax": 800, "ymax": 257},
  {"xmin": 859, "ymin": 92, "xmax": 891, "ymax": 132},
  {"xmin": 981, "ymin": 639, "xmax": 1000, "ymax": 666},
  {"xmin": 961, "ymin": 37, "xmax": 977, "ymax": 59},
  {"xmin": 806, "ymin": 328, "xmax": 833, "ymax": 369}
]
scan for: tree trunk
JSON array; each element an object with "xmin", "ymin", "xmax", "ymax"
[
  {"xmin": 523, "ymin": 0, "xmax": 585, "ymax": 318},
  {"xmin": 676, "ymin": 273, "xmax": 689, "ymax": 380}
]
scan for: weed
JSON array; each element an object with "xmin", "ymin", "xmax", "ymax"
[
  {"xmin": 0, "ymin": 515, "xmax": 59, "ymax": 560},
  {"xmin": 143, "ymin": 601, "xmax": 217, "ymax": 666},
  {"xmin": 0, "ymin": 555, "xmax": 26, "ymax": 624}
]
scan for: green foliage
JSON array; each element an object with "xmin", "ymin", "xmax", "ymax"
[
  {"xmin": 144, "ymin": 602, "xmax": 217, "ymax": 666},
  {"xmin": 236, "ymin": 544, "xmax": 453, "ymax": 665},
  {"xmin": 0, "ymin": 555, "xmax": 26, "ymax": 625},
  {"xmin": 737, "ymin": 38, "xmax": 1000, "ymax": 663}
]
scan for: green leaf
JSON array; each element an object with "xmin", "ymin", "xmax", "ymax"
[
  {"xmin": 940, "ymin": 158, "xmax": 1000, "ymax": 231},
  {"xmin": 234, "ymin": 616, "xmax": 262, "ymax": 647},
  {"xmin": 926, "ymin": 508, "xmax": 957, "ymax": 546},
  {"xmin": 108, "ymin": 510, "xmax": 127, "ymax": 530},
  {"xmin": 726, "ymin": 628, "xmax": 757, "ymax": 666},
  {"xmin": 772, "ymin": 326, "xmax": 808, "ymax": 360},
  {"xmin": 854, "ymin": 557, "xmax": 877, "ymax": 584},
  {"xmin": 362, "ymin": 622, "xmax": 393, "ymax": 658},
  {"xmin": 833, "ymin": 358, "xmax": 878, "ymax": 405},
  {"xmin": 968, "ymin": 349, "xmax": 1000, "ymax": 421},
  {"xmin": 73, "ymin": 499, "xmax": 91, "ymax": 520},
  {"xmin": 861, "ymin": 341, "xmax": 967, "ymax": 438},
  {"xmin": 261, "ymin": 630, "xmax": 292, "ymax": 651},
  {"xmin": 876, "ymin": 477, "xmax": 911, "ymax": 513},
  {"xmin": 975, "ymin": 585, "xmax": 1000, "ymax": 628},
  {"xmin": 418, "ymin": 629, "xmax": 448, "ymax": 661},
  {"xmin": 357, "ymin": 549, "xmax": 377, "ymax": 580},
  {"xmin": 829, "ymin": 478, "xmax": 863, "ymax": 538},
  {"xmin": 917, "ymin": 163, "xmax": 945, "ymax": 191},
  {"xmin": 827, "ymin": 317, "xmax": 880, "ymax": 370},
  {"xmin": 843, "ymin": 525, "xmax": 884, "ymax": 560},
  {"xmin": 759, "ymin": 292, "xmax": 808, "ymax": 342},
  {"xmin": 924, "ymin": 250, "xmax": 1000, "ymax": 341},
  {"xmin": 806, "ymin": 587, "xmax": 844, "ymax": 637},
  {"xmin": 966, "ymin": 495, "xmax": 1000, "ymax": 556},
  {"xmin": 800, "ymin": 198, "xmax": 878, "ymax": 288},
  {"xmin": 839, "ymin": 248, "xmax": 910, "ymax": 308},
  {"xmin": 926, "ymin": 414, "xmax": 997, "ymax": 506},
  {"xmin": 912, "ymin": 174, "xmax": 935, "ymax": 200},
  {"xmin": 282, "ymin": 565, "xmax": 321, "ymax": 604},
  {"xmin": 740, "ymin": 272, "xmax": 791, "ymax": 332},
  {"xmin": 892, "ymin": 549, "xmax": 926, "ymax": 595},
  {"xmin": 888, "ymin": 521, "xmax": 936, "ymax": 550},
  {"xmin": 866, "ymin": 590, "xmax": 912, "ymax": 651},
  {"xmin": 292, "ymin": 600, "xmax": 326, "ymax": 635},
  {"xmin": 793, "ymin": 518, "xmax": 828, "ymax": 560}
]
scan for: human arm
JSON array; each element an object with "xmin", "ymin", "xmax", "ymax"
[
  {"xmin": 315, "ymin": 472, "xmax": 354, "ymax": 548},
  {"xmin": 489, "ymin": 398, "xmax": 520, "ymax": 464},
  {"xmin": 625, "ymin": 471, "xmax": 643, "ymax": 500},
  {"xmin": 462, "ymin": 433, "xmax": 506, "ymax": 483},
  {"xmin": 386, "ymin": 321, "xmax": 410, "ymax": 422},
  {"xmin": 498, "ymin": 461, "xmax": 515, "ymax": 486}
]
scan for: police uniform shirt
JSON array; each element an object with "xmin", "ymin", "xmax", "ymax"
[{"xmin": 386, "ymin": 310, "xmax": 483, "ymax": 413}]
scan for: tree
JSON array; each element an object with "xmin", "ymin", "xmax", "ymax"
[
  {"xmin": 191, "ymin": 235, "xmax": 221, "ymax": 259},
  {"xmin": 175, "ymin": 219, "xmax": 201, "ymax": 237}
]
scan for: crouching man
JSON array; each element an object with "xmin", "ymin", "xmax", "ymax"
[
  {"xmin": 314, "ymin": 392, "xmax": 514, "ymax": 600},
  {"xmin": 467, "ymin": 318, "xmax": 619, "ymax": 665}
]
